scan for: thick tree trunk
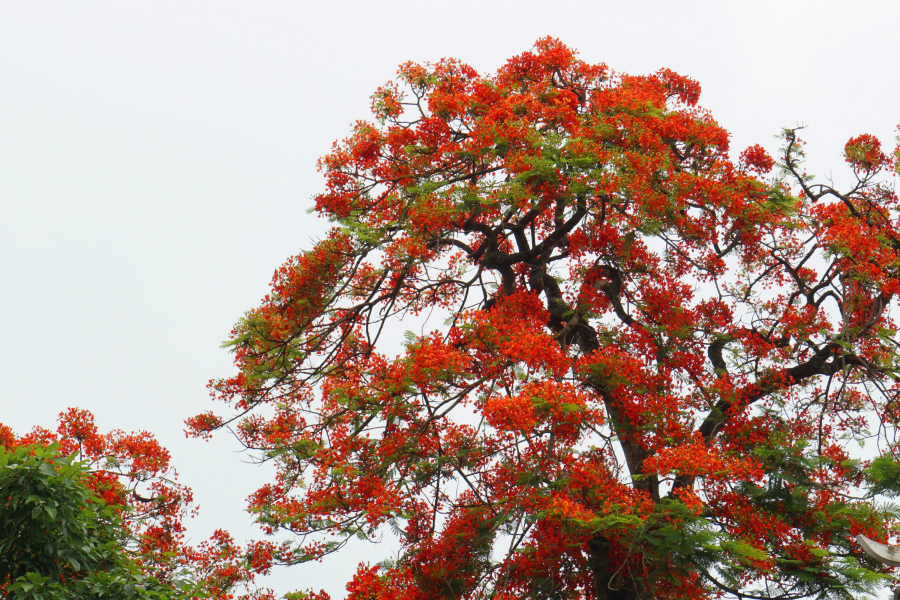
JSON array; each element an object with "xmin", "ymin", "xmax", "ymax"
[{"xmin": 589, "ymin": 536, "xmax": 652, "ymax": 600}]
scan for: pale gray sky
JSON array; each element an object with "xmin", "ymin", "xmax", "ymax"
[{"xmin": 1, "ymin": 1, "xmax": 898, "ymax": 597}]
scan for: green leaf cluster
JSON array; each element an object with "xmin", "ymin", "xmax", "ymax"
[
  {"xmin": 0, "ymin": 444, "xmax": 197, "ymax": 600},
  {"xmin": 0, "ymin": 444, "xmax": 122, "ymax": 584}
]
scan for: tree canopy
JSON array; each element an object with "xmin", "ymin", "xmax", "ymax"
[
  {"xmin": 0, "ymin": 411, "xmax": 277, "ymax": 600},
  {"xmin": 187, "ymin": 38, "xmax": 900, "ymax": 599}
]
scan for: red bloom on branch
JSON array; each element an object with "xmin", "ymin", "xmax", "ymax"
[
  {"xmin": 844, "ymin": 133, "xmax": 890, "ymax": 173},
  {"xmin": 739, "ymin": 144, "xmax": 775, "ymax": 175}
]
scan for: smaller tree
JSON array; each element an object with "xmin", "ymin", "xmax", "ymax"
[
  {"xmin": 0, "ymin": 443, "xmax": 187, "ymax": 599},
  {"xmin": 0, "ymin": 410, "xmax": 281, "ymax": 600}
]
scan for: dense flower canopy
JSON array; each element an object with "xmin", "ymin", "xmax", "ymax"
[{"xmin": 189, "ymin": 38, "xmax": 900, "ymax": 600}]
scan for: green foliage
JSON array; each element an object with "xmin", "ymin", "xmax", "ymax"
[
  {"xmin": 0, "ymin": 444, "xmax": 121, "ymax": 584},
  {"xmin": 6, "ymin": 568, "xmax": 193, "ymax": 600},
  {"xmin": 0, "ymin": 444, "xmax": 196, "ymax": 600},
  {"xmin": 865, "ymin": 455, "xmax": 900, "ymax": 497}
]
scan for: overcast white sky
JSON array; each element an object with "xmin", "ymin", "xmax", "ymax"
[{"xmin": 1, "ymin": 1, "xmax": 898, "ymax": 597}]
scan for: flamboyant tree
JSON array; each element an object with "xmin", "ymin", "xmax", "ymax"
[
  {"xmin": 189, "ymin": 38, "xmax": 900, "ymax": 599},
  {"xmin": 0, "ymin": 410, "xmax": 277, "ymax": 600}
]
